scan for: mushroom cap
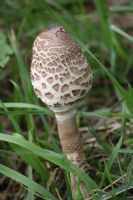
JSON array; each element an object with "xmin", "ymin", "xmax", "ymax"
[{"xmin": 30, "ymin": 26, "xmax": 93, "ymax": 112}]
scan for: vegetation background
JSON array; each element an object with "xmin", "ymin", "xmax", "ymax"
[{"xmin": 0, "ymin": 0, "xmax": 133, "ymax": 199}]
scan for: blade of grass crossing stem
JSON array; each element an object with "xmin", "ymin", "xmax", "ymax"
[
  {"xmin": 0, "ymin": 133, "xmax": 99, "ymax": 192},
  {"xmin": 100, "ymin": 136, "xmax": 123, "ymax": 188},
  {"xmin": 1, "ymin": 103, "xmax": 133, "ymax": 119},
  {"xmin": 0, "ymin": 164, "xmax": 57, "ymax": 200}
]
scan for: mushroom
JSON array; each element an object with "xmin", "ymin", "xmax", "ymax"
[{"xmin": 30, "ymin": 26, "xmax": 93, "ymax": 199}]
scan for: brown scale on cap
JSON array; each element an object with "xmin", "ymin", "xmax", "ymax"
[{"xmin": 30, "ymin": 26, "xmax": 93, "ymax": 112}]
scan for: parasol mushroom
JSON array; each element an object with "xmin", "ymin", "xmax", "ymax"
[{"xmin": 30, "ymin": 26, "xmax": 93, "ymax": 199}]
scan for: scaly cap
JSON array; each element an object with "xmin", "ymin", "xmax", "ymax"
[{"xmin": 30, "ymin": 26, "xmax": 93, "ymax": 112}]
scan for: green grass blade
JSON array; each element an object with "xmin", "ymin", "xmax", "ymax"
[
  {"xmin": 124, "ymin": 156, "xmax": 133, "ymax": 193},
  {"xmin": 0, "ymin": 101, "xmax": 22, "ymax": 133},
  {"xmin": 0, "ymin": 102, "xmax": 53, "ymax": 116},
  {"xmin": 8, "ymin": 30, "xmax": 32, "ymax": 101},
  {"xmin": 110, "ymin": 25, "xmax": 133, "ymax": 42},
  {"xmin": 94, "ymin": 0, "xmax": 112, "ymax": 48},
  {"xmin": 104, "ymin": 161, "xmax": 114, "ymax": 197},
  {"xmin": 100, "ymin": 136, "xmax": 123, "ymax": 187},
  {"xmin": 110, "ymin": 6, "xmax": 133, "ymax": 12},
  {"xmin": 108, "ymin": 136, "xmax": 123, "ymax": 166},
  {"xmin": 0, "ymin": 133, "xmax": 99, "ymax": 191},
  {"xmin": 11, "ymin": 143, "xmax": 48, "ymax": 181},
  {"xmin": 99, "ymin": 181, "xmax": 133, "ymax": 200},
  {"xmin": 0, "ymin": 164, "xmax": 57, "ymax": 200},
  {"xmin": 84, "ymin": 48, "xmax": 133, "ymax": 110}
]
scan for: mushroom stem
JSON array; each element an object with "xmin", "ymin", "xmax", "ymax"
[{"xmin": 55, "ymin": 110, "xmax": 89, "ymax": 199}]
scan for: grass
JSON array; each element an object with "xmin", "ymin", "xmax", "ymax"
[{"xmin": 0, "ymin": 0, "xmax": 133, "ymax": 199}]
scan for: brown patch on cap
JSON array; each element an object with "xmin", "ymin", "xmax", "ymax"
[
  {"xmin": 30, "ymin": 74, "xmax": 34, "ymax": 81},
  {"xmin": 52, "ymin": 84, "xmax": 60, "ymax": 91},
  {"xmin": 60, "ymin": 77, "xmax": 65, "ymax": 82},
  {"xmin": 42, "ymin": 71, "xmax": 47, "ymax": 77},
  {"xmin": 74, "ymin": 77, "xmax": 83, "ymax": 85},
  {"xmin": 47, "ymin": 77, "xmax": 53, "ymax": 83},
  {"xmin": 81, "ymin": 82, "xmax": 88, "ymax": 87},
  {"xmin": 63, "ymin": 72, "xmax": 70, "ymax": 79},
  {"xmin": 34, "ymin": 89, "xmax": 41, "ymax": 96},
  {"xmin": 70, "ymin": 67, "xmax": 79, "ymax": 75},
  {"xmin": 53, "ymin": 103, "xmax": 61, "ymax": 108},
  {"xmin": 34, "ymin": 73, "xmax": 40, "ymax": 80},
  {"xmin": 83, "ymin": 73, "xmax": 88, "ymax": 78},
  {"xmin": 55, "ymin": 75, "xmax": 58, "ymax": 80},
  {"xmin": 72, "ymin": 89, "xmax": 80, "ymax": 96},
  {"xmin": 45, "ymin": 92, "xmax": 53, "ymax": 99},
  {"xmin": 61, "ymin": 84, "xmax": 69, "ymax": 92},
  {"xmin": 61, "ymin": 94, "xmax": 71, "ymax": 101}
]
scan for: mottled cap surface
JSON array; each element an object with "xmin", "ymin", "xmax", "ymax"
[{"xmin": 30, "ymin": 26, "xmax": 93, "ymax": 112}]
